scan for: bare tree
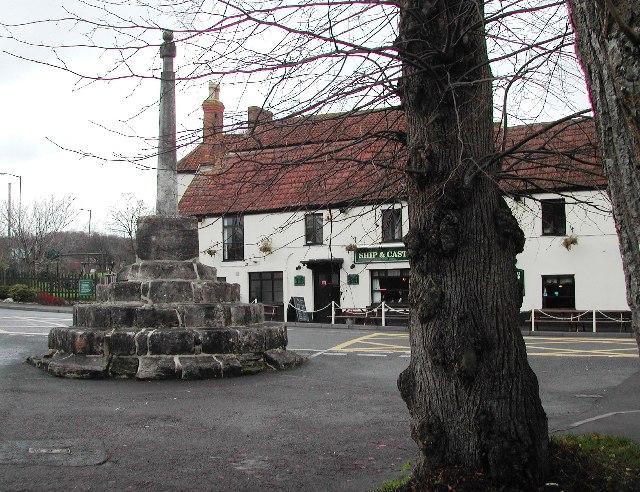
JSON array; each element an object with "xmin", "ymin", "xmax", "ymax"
[
  {"xmin": 1, "ymin": 0, "xmax": 624, "ymax": 488},
  {"xmin": 566, "ymin": 0, "xmax": 640, "ymax": 350},
  {"xmin": 107, "ymin": 192, "xmax": 151, "ymax": 257},
  {"xmin": 0, "ymin": 195, "xmax": 76, "ymax": 271}
]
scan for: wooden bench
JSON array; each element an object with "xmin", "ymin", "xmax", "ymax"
[{"xmin": 335, "ymin": 307, "xmax": 409, "ymax": 326}]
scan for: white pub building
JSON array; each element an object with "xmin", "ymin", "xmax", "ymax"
[{"xmin": 177, "ymin": 84, "xmax": 630, "ymax": 330}]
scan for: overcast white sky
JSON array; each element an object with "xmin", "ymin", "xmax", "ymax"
[
  {"xmin": 0, "ymin": 1, "xmax": 591, "ymax": 234},
  {"xmin": 0, "ymin": 0, "xmax": 263, "ymax": 233}
]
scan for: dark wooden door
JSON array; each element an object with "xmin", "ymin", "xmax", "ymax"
[{"xmin": 313, "ymin": 264, "xmax": 341, "ymax": 323}]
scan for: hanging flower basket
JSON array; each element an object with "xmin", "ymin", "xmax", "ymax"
[
  {"xmin": 562, "ymin": 234, "xmax": 578, "ymax": 251},
  {"xmin": 258, "ymin": 238, "xmax": 273, "ymax": 253}
]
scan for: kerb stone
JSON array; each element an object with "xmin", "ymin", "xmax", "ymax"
[
  {"xmin": 47, "ymin": 355, "xmax": 109, "ymax": 379},
  {"xmin": 110, "ymin": 356, "xmax": 140, "ymax": 378},
  {"xmin": 179, "ymin": 356, "xmax": 223, "ymax": 380},
  {"xmin": 136, "ymin": 356, "xmax": 178, "ymax": 380},
  {"xmin": 265, "ymin": 349, "xmax": 306, "ymax": 370}
]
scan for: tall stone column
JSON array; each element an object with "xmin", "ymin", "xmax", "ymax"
[
  {"xmin": 139, "ymin": 30, "xmax": 198, "ymax": 263},
  {"xmin": 156, "ymin": 30, "xmax": 178, "ymax": 216}
]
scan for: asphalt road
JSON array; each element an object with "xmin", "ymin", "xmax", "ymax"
[{"xmin": 0, "ymin": 308, "xmax": 638, "ymax": 491}]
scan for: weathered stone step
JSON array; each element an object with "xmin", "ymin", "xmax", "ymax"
[
  {"xmin": 74, "ymin": 302, "xmax": 263, "ymax": 329},
  {"xmin": 27, "ymin": 349, "xmax": 305, "ymax": 380},
  {"xmin": 47, "ymin": 324, "xmax": 287, "ymax": 356},
  {"xmin": 96, "ymin": 279, "xmax": 239, "ymax": 303}
]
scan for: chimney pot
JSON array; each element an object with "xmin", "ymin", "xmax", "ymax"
[
  {"xmin": 247, "ymin": 106, "xmax": 273, "ymax": 128},
  {"xmin": 208, "ymin": 81, "xmax": 220, "ymax": 101},
  {"xmin": 203, "ymin": 81, "xmax": 224, "ymax": 144}
]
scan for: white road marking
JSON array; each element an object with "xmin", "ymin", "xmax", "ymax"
[
  {"xmin": 0, "ymin": 329, "xmax": 48, "ymax": 336},
  {"xmin": 6, "ymin": 316, "xmax": 71, "ymax": 327},
  {"xmin": 569, "ymin": 409, "xmax": 640, "ymax": 428}
]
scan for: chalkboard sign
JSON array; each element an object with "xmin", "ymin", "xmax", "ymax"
[{"xmin": 290, "ymin": 297, "xmax": 309, "ymax": 322}]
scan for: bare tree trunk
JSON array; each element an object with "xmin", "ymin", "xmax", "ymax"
[
  {"xmin": 566, "ymin": 0, "xmax": 640, "ymax": 352},
  {"xmin": 397, "ymin": 0, "xmax": 548, "ymax": 485}
]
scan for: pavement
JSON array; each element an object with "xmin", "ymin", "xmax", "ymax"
[
  {"xmin": 0, "ymin": 301, "xmax": 74, "ymax": 314},
  {"xmin": 549, "ymin": 364, "xmax": 640, "ymax": 443},
  {"xmin": 0, "ymin": 302, "xmax": 638, "ymax": 491}
]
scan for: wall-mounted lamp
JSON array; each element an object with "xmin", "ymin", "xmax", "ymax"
[
  {"xmin": 295, "ymin": 264, "xmax": 302, "ymax": 270},
  {"xmin": 350, "ymin": 263, "xmax": 355, "ymax": 269}
]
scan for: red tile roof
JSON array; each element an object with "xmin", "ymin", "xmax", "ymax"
[
  {"xmin": 496, "ymin": 118, "xmax": 603, "ymax": 193},
  {"xmin": 178, "ymin": 144, "xmax": 216, "ymax": 173},
  {"xmin": 178, "ymin": 110, "xmax": 603, "ymax": 217}
]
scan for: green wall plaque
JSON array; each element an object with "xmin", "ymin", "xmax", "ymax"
[
  {"xmin": 516, "ymin": 268, "xmax": 525, "ymax": 296},
  {"xmin": 347, "ymin": 274, "xmax": 359, "ymax": 285},
  {"xmin": 294, "ymin": 275, "xmax": 305, "ymax": 286}
]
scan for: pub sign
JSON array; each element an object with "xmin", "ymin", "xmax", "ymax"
[{"xmin": 354, "ymin": 246, "xmax": 407, "ymax": 264}]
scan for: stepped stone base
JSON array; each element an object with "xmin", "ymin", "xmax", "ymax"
[
  {"xmin": 27, "ymin": 215, "xmax": 305, "ymax": 380},
  {"xmin": 27, "ymin": 337, "xmax": 304, "ymax": 380},
  {"xmin": 28, "ymin": 317, "xmax": 305, "ymax": 380}
]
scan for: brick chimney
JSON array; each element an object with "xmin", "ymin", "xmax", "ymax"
[
  {"xmin": 247, "ymin": 106, "xmax": 273, "ymax": 132},
  {"xmin": 202, "ymin": 81, "xmax": 224, "ymax": 144}
]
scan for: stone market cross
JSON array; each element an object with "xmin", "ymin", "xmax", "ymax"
[{"xmin": 26, "ymin": 32, "xmax": 303, "ymax": 380}]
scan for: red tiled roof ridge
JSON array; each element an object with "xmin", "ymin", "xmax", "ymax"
[
  {"xmin": 179, "ymin": 109, "xmax": 592, "ymax": 172},
  {"xmin": 178, "ymin": 110, "xmax": 602, "ymax": 217}
]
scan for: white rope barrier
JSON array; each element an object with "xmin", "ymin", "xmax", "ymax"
[
  {"xmin": 262, "ymin": 300, "xmax": 630, "ymax": 331},
  {"xmin": 535, "ymin": 310, "xmax": 591, "ymax": 321},
  {"xmin": 530, "ymin": 308, "xmax": 632, "ymax": 333},
  {"xmin": 596, "ymin": 310, "xmax": 632, "ymax": 323},
  {"xmin": 386, "ymin": 305, "xmax": 410, "ymax": 314},
  {"xmin": 340, "ymin": 304, "xmax": 381, "ymax": 316},
  {"xmin": 286, "ymin": 301, "xmax": 333, "ymax": 314},
  {"xmin": 334, "ymin": 301, "xmax": 410, "ymax": 326}
]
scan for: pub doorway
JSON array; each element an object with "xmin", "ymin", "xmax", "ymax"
[{"xmin": 303, "ymin": 259, "xmax": 342, "ymax": 323}]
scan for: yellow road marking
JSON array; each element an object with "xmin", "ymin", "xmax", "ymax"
[
  {"xmin": 323, "ymin": 333, "xmax": 636, "ymax": 358},
  {"xmin": 326, "ymin": 332, "xmax": 410, "ymax": 354},
  {"xmin": 327, "ymin": 333, "xmax": 382, "ymax": 351},
  {"xmin": 525, "ymin": 337, "xmax": 636, "ymax": 344},
  {"xmin": 528, "ymin": 347, "xmax": 636, "ymax": 353},
  {"xmin": 527, "ymin": 353, "xmax": 638, "ymax": 358}
]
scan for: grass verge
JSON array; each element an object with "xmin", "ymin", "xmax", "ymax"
[{"xmin": 376, "ymin": 434, "xmax": 640, "ymax": 491}]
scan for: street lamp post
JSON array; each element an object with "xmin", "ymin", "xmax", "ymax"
[
  {"xmin": 79, "ymin": 208, "xmax": 92, "ymax": 235},
  {"xmin": 0, "ymin": 173, "xmax": 22, "ymax": 235}
]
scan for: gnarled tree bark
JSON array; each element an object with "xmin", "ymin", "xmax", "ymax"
[
  {"xmin": 396, "ymin": 0, "xmax": 548, "ymax": 486},
  {"xmin": 566, "ymin": 0, "xmax": 640, "ymax": 352}
]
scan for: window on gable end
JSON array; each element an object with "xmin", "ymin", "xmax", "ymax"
[
  {"xmin": 305, "ymin": 213, "xmax": 323, "ymax": 245},
  {"xmin": 541, "ymin": 199, "xmax": 566, "ymax": 236},
  {"xmin": 382, "ymin": 208, "xmax": 402, "ymax": 243},
  {"xmin": 223, "ymin": 215, "xmax": 244, "ymax": 261}
]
